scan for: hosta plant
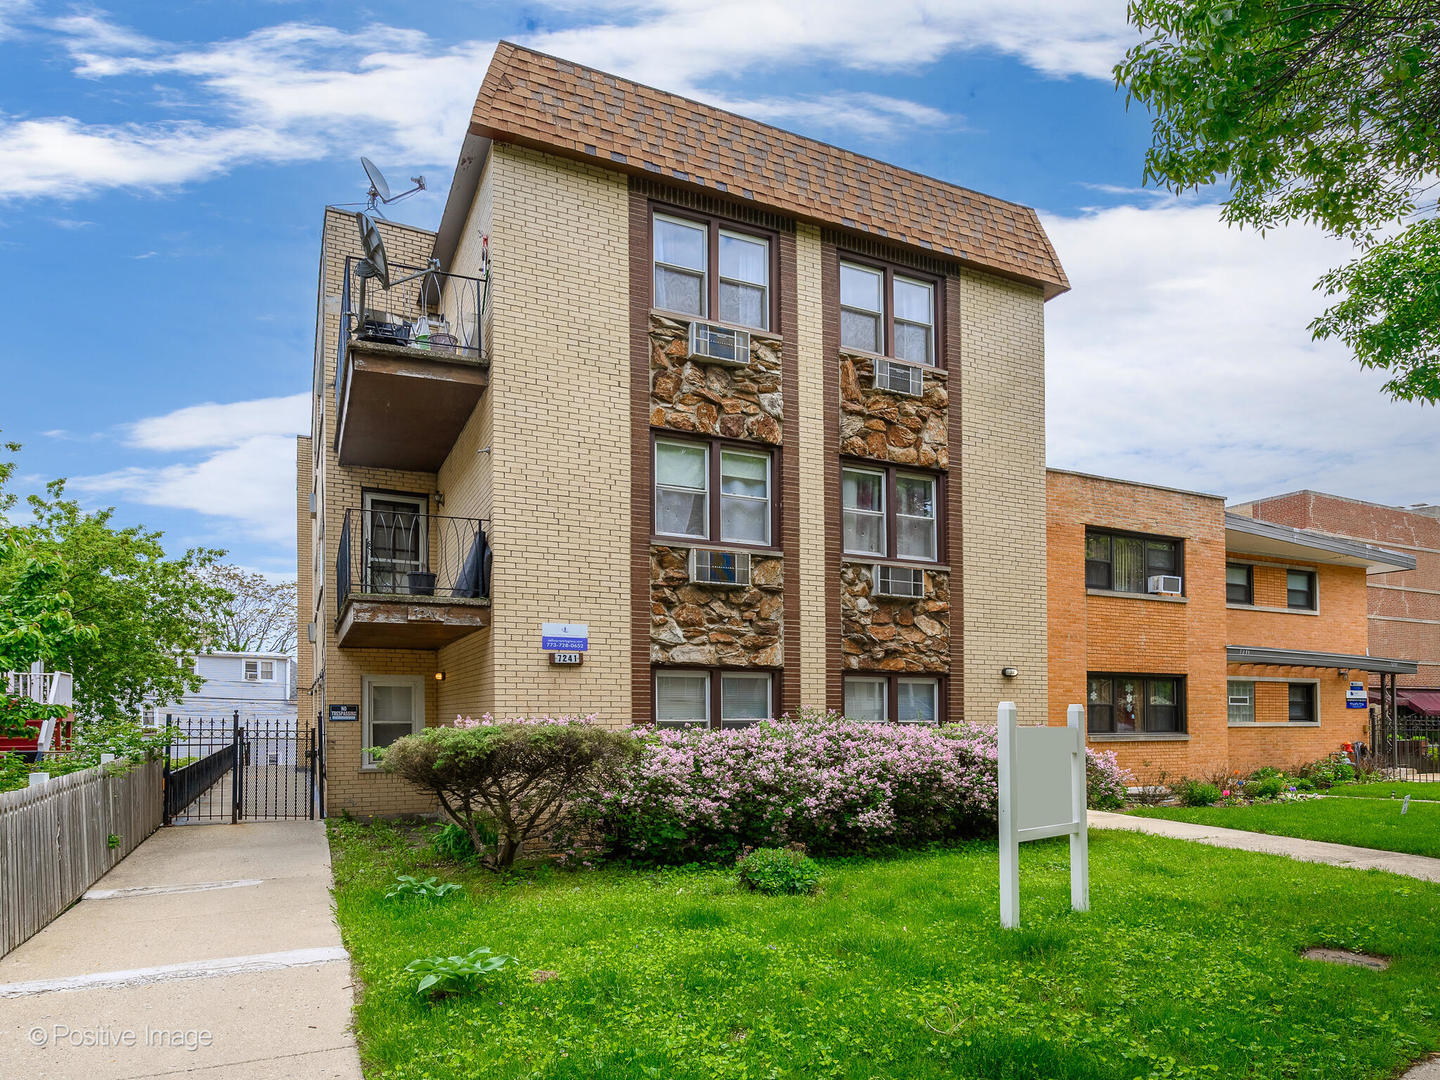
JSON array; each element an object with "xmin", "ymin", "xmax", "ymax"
[
  {"xmin": 385, "ymin": 875, "xmax": 463, "ymax": 901},
  {"xmin": 405, "ymin": 946, "xmax": 517, "ymax": 999}
]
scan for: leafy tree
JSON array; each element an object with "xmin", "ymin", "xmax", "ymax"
[
  {"xmin": 202, "ymin": 564, "xmax": 298, "ymax": 655},
  {"xmin": 1116, "ymin": 1, "xmax": 1440, "ymax": 401},
  {"xmin": 0, "ymin": 454, "xmax": 231, "ymax": 719}
]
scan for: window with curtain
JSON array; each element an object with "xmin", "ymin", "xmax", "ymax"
[
  {"xmin": 1288, "ymin": 682, "xmax": 1317, "ymax": 722},
  {"xmin": 1227, "ymin": 680, "xmax": 1255, "ymax": 724},
  {"xmin": 843, "ymin": 677, "xmax": 886, "ymax": 723},
  {"xmin": 720, "ymin": 672, "xmax": 771, "ymax": 726},
  {"xmin": 654, "ymin": 440, "xmax": 708, "ymax": 539},
  {"xmin": 1287, "ymin": 570, "xmax": 1317, "ymax": 610},
  {"xmin": 653, "ymin": 211, "xmax": 771, "ymax": 330},
  {"xmin": 838, "ymin": 259, "xmax": 937, "ymax": 364},
  {"xmin": 1087, "ymin": 674, "xmax": 1186, "ymax": 735},
  {"xmin": 896, "ymin": 678, "xmax": 938, "ymax": 724},
  {"xmin": 1226, "ymin": 564, "xmax": 1253, "ymax": 605},
  {"xmin": 719, "ymin": 450, "xmax": 770, "ymax": 546},
  {"xmin": 842, "ymin": 465, "xmax": 939, "ymax": 562},
  {"xmin": 655, "ymin": 671, "xmax": 709, "ymax": 726},
  {"xmin": 1084, "ymin": 530, "xmax": 1181, "ymax": 594}
]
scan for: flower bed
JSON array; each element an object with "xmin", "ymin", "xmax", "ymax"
[{"xmin": 581, "ymin": 711, "xmax": 1131, "ymax": 864}]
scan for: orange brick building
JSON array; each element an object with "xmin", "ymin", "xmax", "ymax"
[
  {"xmin": 1232, "ymin": 491, "xmax": 1440, "ymax": 721},
  {"xmin": 1048, "ymin": 470, "xmax": 1416, "ymax": 782}
]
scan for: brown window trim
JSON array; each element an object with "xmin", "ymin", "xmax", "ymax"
[
  {"xmin": 652, "ymin": 432, "xmax": 782, "ymax": 552},
  {"xmin": 1286, "ymin": 569, "xmax": 1318, "ymax": 611},
  {"xmin": 649, "ymin": 203, "xmax": 781, "ymax": 333},
  {"xmin": 1086, "ymin": 673, "xmax": 1188, "ymax": 735},
  {"xmin": 834, "ymin": 250, "xmax": 946, "ymax": 369},
  {"xmin": 839, "ymin": 456, "xmax": 945, "ymax": 565},
  {"xmin": 1084, "ymin": 527, "xmax": 1185, "ymax": 596},
  {"xmin": 842, "ymin": 671, "xmax": 948, "ymax": 725},
  {"xmin": 651, "ymin": 665, "xmax": 779, "ymax": 729}
]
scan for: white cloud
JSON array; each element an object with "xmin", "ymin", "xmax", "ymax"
[
  {"xmin": 71, "ymin": 394, "xmax": 310, "ymax": 546},
  {"xmin": 72, "ymin": 435, "xmax": 299, "ymax": 545},
  {"xmin": 1043, "ymin": 201, "xmax": 1440, "ymax": 506},
  {"xmin": 124, "ymin": 392, "xmax": 309, "ymax": 452},
  {"xmin": 0, "ymin": 0, "xmax": 33, "ymax": 41},
  {"xmin": 4, "ymin": 2, "xmax": 1134, "ymax": 203},
  {"xmin": 527, "ymin": 0, "xmax": 1131, "ymax": 83}
]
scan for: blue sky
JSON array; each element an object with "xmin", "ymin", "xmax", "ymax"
[{"xmin": 2, "ymin": 1, "xmax": 1435, "ymax": 577}]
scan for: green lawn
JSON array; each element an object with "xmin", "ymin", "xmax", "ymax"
[
  {"xmin": 329, "ymin": 820, "xmax": 1440, "ymax": 1080},
  {"xmin": 1131, "ymin": 797, "xmax": 1440, "ymax": 859},
  {"xmin": 1327, "ymin": 781, "xmax": 1440, "ymax": 802}
]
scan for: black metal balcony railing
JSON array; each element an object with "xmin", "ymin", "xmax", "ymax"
[
  {"xmin": 336, "ymin": 509, "xmax": 491, "ymax": 615},
  {"xmin": 336, "ymin": 256, "xmax": 488, "ymax": 422}
]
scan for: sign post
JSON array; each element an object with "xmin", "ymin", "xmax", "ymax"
[{"xmin": 997, "ymin": 701, "xmax": 1089, "ymax": 929}]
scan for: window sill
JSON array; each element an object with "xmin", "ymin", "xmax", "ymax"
[
  {"xmin": 1087, "ymin": 732, "xmax": 1190, "ymax": 742},
  {"xmin": 649, "ymin": 308, "xmax": 781, "ymax": 344},
  {"xmin": 1087, "ymin": 589, "xmax": 1187, "ymax": 604},
  {"xmin": 651, "ymin": 538, "xmax": 782, "ymax": 557},
  {"xmin": 843, "ymin": 557, "xmax": 949, "ymax": 572},
  {"xmin": 1227, "ymin": 603, "xmax": 1318, "ymax": 616},
  {"xmin": 1228, "ymin": 722, "xmax": 1321, "ymax": 729}
]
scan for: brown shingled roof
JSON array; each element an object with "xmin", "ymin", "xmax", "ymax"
[{"xmin": 470, "ymin": 42, "xmax": 1069, "ymax": 298}]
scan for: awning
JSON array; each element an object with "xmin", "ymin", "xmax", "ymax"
[
  {"xmin": 1226, "ymin": 645, "xmax": 1418, "ymax": 675},
  {"xmin": 1395, "ymin": 690, "xmax": 1440, "ymax": 718}
]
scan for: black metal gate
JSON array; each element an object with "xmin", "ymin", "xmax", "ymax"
[
  {"xmin": 163, "ymin": 712, "xmax": 321, "ymax": 824},
  {"xmin": 1367, "ymin": 673, "xmax": 1440, "ymax": 782}
]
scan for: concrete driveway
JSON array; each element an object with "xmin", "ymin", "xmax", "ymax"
[{"xmin": 0, "ymin": 822, "xmax": 361, "ymax": 1079}]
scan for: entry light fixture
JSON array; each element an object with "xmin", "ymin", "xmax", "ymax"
[
  {"xmin": 1001, "ymin": 666, "xmax": 1019, "ymax": 679},
  {"xmin": 434, "ymin": 671, "xmax": 446, "ymax": 682}
]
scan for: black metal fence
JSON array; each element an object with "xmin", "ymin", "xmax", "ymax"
[
  {"xmin": 337, "ymin": 255, "xmax": 487, "ymax": 422},
  {"xmin": 1367, "ymin": 675, "xmax": 1440, "ymax": 782},
  {"xmin": 163, "ymin": 713, "xmax": 319, "ymax": 824},
  {"xmin": 337, "ymin": 508, "xmax": 490, "ymax": 614}
]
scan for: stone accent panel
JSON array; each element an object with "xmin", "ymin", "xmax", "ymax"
[
  {"xmin": 650, "ymin": 546, "xmax": 784, "ymax": 667},
  {"xmin": 649, "ymin": 315, "xmax": 783, "ymax": 444},
  {"xmin": 838, "ymin": 351, "xmax": 948, "ymax": 467},
  {"xmin": 840, "ymin": 562, "xmax": 950, "ymax": 671}
]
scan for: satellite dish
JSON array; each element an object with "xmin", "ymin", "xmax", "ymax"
[
  {"xmin": 361, "ymin": 157, "xmax": 392, "ymax": 204},
  {"xmin": 355, "ymin": 212, "xmax": 390, "ymax": 290},
  {"xmin": 359, "ymin": 157, "xmax": 427, "ymax": 212}
]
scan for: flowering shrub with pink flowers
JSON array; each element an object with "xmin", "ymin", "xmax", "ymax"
[{"xmin": 580, "ymin": 710, "xmax": 1133, "ymax": 864}]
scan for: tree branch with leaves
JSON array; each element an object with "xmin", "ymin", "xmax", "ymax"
[{"xmin": 1116, "ymin": 0, "xmax": 1440, "ymax": 401}]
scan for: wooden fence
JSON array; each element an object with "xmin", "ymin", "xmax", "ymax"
[{"xmin": 0, "ymin": 758, "xmax": 163, "ymax": 958}]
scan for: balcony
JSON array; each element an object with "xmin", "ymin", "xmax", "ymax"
[
  {"xmin": 334, "ymin": 256, "xmax": 489, "ymax": 471},
  {"xmin": 335, "ymin": 508, "xmax": 492, "ymax": 649}
]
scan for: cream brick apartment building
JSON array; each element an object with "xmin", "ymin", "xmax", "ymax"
[{"xmin": 298, "ymin": 43, "xmax": 1070, "ymax": 814}]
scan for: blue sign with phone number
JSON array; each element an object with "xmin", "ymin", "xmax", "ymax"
[{"xmin": 541, "ymin": 622, "xmax": 588, "ymax": 652}]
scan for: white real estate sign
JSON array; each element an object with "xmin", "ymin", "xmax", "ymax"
[{"xmin": 996, "ymin": 701, "xmax": 1089, "ymax": 929}]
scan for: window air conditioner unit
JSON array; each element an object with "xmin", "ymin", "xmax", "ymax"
[
  {"xmin": 265, "ymin": 751, "xmax": 281, "ymax": 766},
  {"xmin": 1147, "ymin": 575, "xmax": 1183, "ymax": 596},
  {"xmin": 688, "ymin": 321, "xmax": 750, "ymax": 365},
  {"xmin": 306, "ymin": 622, "xmax": 317, "ymax": 644},
  {"xmin": 873, "ymin": 564, "xmax": 926, "ymax": 599},
  {"xmin": 309, "ymin": 491, "xmax": 317, "ymax": 516},
  {"xmin": 688, "ymin": 547, "xmax": 751, "ymax": 587},
  {"xmin": 871, "ymin": 357, "xmax": 924, "ymax": 397}
]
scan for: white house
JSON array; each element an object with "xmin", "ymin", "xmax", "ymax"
[{"xmin": 148, "ymin": 651, "xmax": 297, "ymax": 723}]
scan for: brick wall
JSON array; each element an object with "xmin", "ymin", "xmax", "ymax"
[
  {"xmin": 959, "ymin": 271, "xmax": 1048, "ymax": 722},
  {"xmin": 1047, "ymin": 470, "xmax": 1228, "ymax": 780},
  {"xmin": 1236, "ymin": 491, "xmax": 1440, "ymax": 689}
]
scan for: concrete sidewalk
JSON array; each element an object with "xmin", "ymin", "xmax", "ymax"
[
  {"xmin": 1091, "ymin": 811, "xmax": 1440, "ymax": 883},
  {"xmin": 0, "ymin": 822, "xmax": 362, "ymax": 1079}
]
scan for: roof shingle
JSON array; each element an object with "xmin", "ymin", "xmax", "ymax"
[{"xmin": 470, "ymin": 43, "xmax": 1069, "ymax": 297}]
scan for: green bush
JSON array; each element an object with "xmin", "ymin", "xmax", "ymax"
[
  {"xmin": 385, "ymin": 875, "xmax": 463, "ymax": 901},
  {"xmin": 1298, "ymin": 752, "xmax": 1356, "ymax": 788},
  {"xmin": 1293, "ymin": 777, "xmax": 1316, "ymax": 792},
  {"xmin": 380, "ymin": 718, "xmax": 639, "ymax": 871},
  {"xmin": 1249, "ymin": 775, "xmax": 1286, "ymax": 800},
  {"xmin": 1175, "ymin": 779, "xmax": 1220, "ymax": 807},
  {"xmin": 735, "ymin": 847, "xmax": 821, "ymax": 896}
]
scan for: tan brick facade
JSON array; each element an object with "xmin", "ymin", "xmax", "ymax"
[
  {"xmin": 300, "ymin": 55, "xmax": 1062, "ymax": 813},
  {"xmin": 1048, "ymin": 470, "xmax": 1375, "ymax": 783}
]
